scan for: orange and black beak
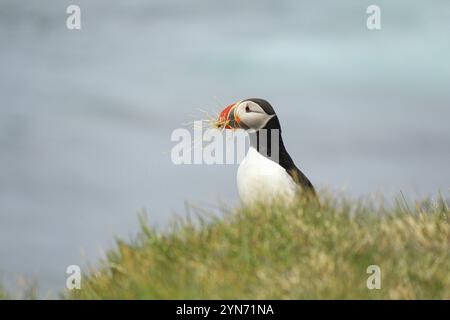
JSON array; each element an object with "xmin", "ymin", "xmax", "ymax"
[{"xmin": 216, "ymin": 102, "xmax": 241, "ymax": 129}]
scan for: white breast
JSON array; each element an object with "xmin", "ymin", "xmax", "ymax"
[{"xmin": 237, "ymin": 147, "xmax": 297, "ymax": 206}]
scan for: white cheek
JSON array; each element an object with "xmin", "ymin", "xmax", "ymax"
[{"xmin": 241, "ymin": 113, "xmax": 267, "ymax": 129}]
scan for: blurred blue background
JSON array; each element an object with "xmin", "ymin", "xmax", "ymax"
[{"xmin": 1, "ymin": 0, "xmax": 449, "ymax": 295}]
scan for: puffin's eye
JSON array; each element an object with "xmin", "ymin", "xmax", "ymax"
[{"xmin": 245, "ymin": 105, "xmax": 251, "ymax": 112}]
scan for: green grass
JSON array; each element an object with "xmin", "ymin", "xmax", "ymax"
[
  {"xmin": 0, "ymin": 287, "xmax": 8, "ymax": 300},
  {"xmin": 0, "ymin": 280, "xmax": 39, "ymax": 300},
  {"xmin": 69, "ymin": 193, "xmax": 449, "ymax": 299}
]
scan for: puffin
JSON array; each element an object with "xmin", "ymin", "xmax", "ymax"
[{"xmin": 217, "ymin": 98, "xmax": 315, "ymax": 206}]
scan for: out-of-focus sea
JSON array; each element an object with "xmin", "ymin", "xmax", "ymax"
[{"xmin": 1, "ymin": 0, "xmax": 449, "ymax": 295}]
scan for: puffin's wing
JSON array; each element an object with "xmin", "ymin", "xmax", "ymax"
[{"xmin": 287, "ymin": 166, "xmax": 316, "ymax": 196}]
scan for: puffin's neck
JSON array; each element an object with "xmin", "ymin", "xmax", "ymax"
[
  {"xmin": 248, "ymin": 130, "xmax": 286, "ymax": 158},
  {"xmin": 248, "ymin": 116, "xmax": 288, "ymax": 162}
]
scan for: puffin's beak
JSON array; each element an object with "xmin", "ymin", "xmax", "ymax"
[{"xmin": 216, "ymin": 102, "xmax": 241, "ymax": 129}]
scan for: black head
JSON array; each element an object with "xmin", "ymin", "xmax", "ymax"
[{"xmin": 217, "ymin": 98, "xmax": 280, "ymax": 131}]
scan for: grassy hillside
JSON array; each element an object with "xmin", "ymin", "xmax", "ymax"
[
  {"xmin": 0, "ymin": 287, "xmax": 8, "ymax": 300},
  {"xmin": 70, "ymin": 193, "xmax": 449, "ymax": 299}
]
